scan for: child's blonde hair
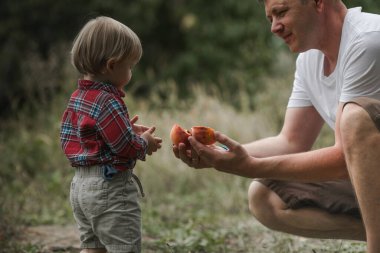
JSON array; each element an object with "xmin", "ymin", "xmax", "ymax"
[{"xmin": 71, "ymin": 16, "xmax": 142, "ymax": 75}]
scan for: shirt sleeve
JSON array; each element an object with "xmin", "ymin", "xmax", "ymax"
[
  {"xmin": 97, "ymin": 96, "xmax": 147, "ymax": 161},
  {"xmin": 340, "ymin": 32, "xmax": 380, "ymax": 102},
  {"xmin": 287, "ymin": 54, "xmax": 313, "ymax": 108}
]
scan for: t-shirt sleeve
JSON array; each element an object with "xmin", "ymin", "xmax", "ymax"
[
  {"xmin": 340, "ymin": 32, "xmax": 380, "ymax": 102},
  {"xmin": 288, "ymin": 54, "xmax": 313, "ymax": 108}
]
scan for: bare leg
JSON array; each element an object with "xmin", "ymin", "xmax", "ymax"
[
  {"xmin": 248, "ymin": 181, "xmax": 365, "ymax": 240},
  {"xmin": 341, "ymin": 103, "xmax": 380, "ymax": 253}
]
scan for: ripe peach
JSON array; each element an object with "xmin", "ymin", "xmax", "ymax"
[
  {"xmin": 190, "ymin": 126, "xmax": 216, "ymax": 145},
  {"xmin": 170, "ymin": 124, "xmax": 191, "ymax": 147}
]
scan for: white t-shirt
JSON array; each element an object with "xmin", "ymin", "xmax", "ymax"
[{"xmin": 288, "ymin": 7, "xmax": 380, "ymax": 129}]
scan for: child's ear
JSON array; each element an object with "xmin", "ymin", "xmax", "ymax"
[{"xmin": 106, "ymin": 58, "xmax": 116, "ymax": 71}]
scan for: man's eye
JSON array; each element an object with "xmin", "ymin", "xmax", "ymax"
[{"xmin": 278, "ymin": 10, "xmax": 286, "ymax": 17}]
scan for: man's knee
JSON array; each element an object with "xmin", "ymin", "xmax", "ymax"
[
  {"xmin": 248, "ymin": 181, "xmax": 265, "ymax": 217},
  {"xmin": 341, "ymin": 103, "xmax": 376, "ymax": 147},
  {"xmin": 248, "ymin": 181, "xmax": 284, "ymax": 228},
  {"xmin": 341, "ymin": 103, "xmax": 371, "ymax": 136}
]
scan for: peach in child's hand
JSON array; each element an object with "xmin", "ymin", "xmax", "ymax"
[
  {"xmin": 190, "ymin": 126, "xmax": 216, "ymax": 145},
  {"xmin": 170, "ymin": 124, "xmax": 191, "ymax": 147}
]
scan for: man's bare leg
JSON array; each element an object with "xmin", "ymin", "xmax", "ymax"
[
  {"xmin": 341, "ymin": 103, "xmax": 380, "ymax": 253},
  {"xmin": 248, "ymin": 181, "xmax": 365, "ymax": 240}
]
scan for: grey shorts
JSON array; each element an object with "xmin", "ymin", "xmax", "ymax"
[
  {"xmin": 258, "ymin": 97, "xmax": 380, "ymax": 220},
  {"xmin": 70, "ymin": 166, "xmax": 141, "ymax": 253}
]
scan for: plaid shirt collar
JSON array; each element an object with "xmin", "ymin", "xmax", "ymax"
[{"xmin": 78, "ymin": 79, "xmax": 125, "ymax": 98}]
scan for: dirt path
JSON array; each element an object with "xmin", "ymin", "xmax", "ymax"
[{"xmin": 20, "ymin": 224, "xmax": 80, "ymax": 253}]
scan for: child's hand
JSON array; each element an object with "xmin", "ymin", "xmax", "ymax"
[
  {"xmin": 141, "ymin": 126, "xmax": 162, "ymax": 155},
  {"xmin": 130, "ymin": 115, "xmax": 149, "ymax": 135}
]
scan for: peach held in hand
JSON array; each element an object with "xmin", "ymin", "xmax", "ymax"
[
  {"xmin": 190, "ymin": 126, "xmax": 216, "ymax": 145},
  {"xmin": 170, "ymin": 124, "xmax": 191, "ymax": 147},
  {"xmin": 170, "ymin": 124, "xmax": 216, "ymax": 146}
]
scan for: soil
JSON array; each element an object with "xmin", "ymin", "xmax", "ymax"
[{"xmin": 20, "ymin": 224, "xmax": 80, "ymax": 253}]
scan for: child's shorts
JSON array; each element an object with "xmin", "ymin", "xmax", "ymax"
[{"xmin": 70, "ymin": 166, "xmax": 142, "ymax": 253}]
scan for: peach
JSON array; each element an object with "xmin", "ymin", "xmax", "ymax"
[
  {"xmin": 190, "ymin": 126, "xmax": 216, "ymax": 145},
  {"xmin": 170, "ymin": 124, "xmax": 191, "ymax": 147}
]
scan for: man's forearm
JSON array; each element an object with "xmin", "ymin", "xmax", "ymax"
[
  {"xmin": 219, "ymin": 145, "xmax": 348, "ymax": 182},
  {"xmin": 256, "ymin": 145, "xmax": 349, "ymax": 181},
  {"xmin": 243, "ymin": 134, "xmax": 309, "ymax": 158}
]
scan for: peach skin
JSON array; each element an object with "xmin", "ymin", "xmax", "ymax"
[
  {"xmin": 170, "ymin": 124, "xmax": 191, "ymax": 147},
  {"xmin": 190, "ymin": 126, "xmax": 216, "ymax": 145}
]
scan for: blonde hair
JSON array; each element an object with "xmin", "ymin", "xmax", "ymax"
[{"xmin": 71, "ymin": 16, "xmax": 142, "ymax": 75}]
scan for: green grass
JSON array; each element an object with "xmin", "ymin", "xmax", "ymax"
[{"xmin": 0, "ymin": 78, "xmax": 366, "ymax": 252}]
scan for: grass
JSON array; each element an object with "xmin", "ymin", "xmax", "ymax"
[{"xmin": 0, "ymin": 73, "xmax": 366, "ymax": 252}]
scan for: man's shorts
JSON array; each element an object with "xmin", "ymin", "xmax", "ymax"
[
  {"xmin": 258, "ymin": 179, "xmax": 361, "ymax": 218},
  {"xmin": 70, "ymin": 166, "xmax": 141, "ymax": 253},
  {"xmin": 344, "ymin": 96, "xmax": 380, "ymax": 132},
  {"xmin": 259, "ymin": 97, "xmax": 380, "ymax": 220}
]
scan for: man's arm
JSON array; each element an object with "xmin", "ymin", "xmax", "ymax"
[
  {"xmin": 243, "ymin": 106, "xmax": 324, "ymax": 157},
  {"xmin": 187, "ymin": 104, "xmax": 349, "ymax": 182}
]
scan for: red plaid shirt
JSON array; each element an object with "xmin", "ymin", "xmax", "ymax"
[{"xmin": 60, "ymin": 80, "xmax": 147, "ymax": 171}]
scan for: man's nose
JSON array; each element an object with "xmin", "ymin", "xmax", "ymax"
[{"xmin": 271, "ymin": 18, "xmax": 283, "ymax": 34}]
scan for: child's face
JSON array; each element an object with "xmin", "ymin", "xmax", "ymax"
[{"xmin": 107, "ymin": 57, "xmax": 136, "ymax": 90}]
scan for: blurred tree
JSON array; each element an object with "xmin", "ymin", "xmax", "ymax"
[
  {"xmin": 0, "ymin": 0, "xmax": 274, "ymax": 114},
  {"xmin": 0, "ymin": 0, "xmax": 93, "ymax": 114}
]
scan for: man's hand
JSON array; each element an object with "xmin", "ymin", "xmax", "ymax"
[
  {"xmin": 172, "ymin": 142, "xmax": 214, "ymax": 169},
  {"xmin": 188, "ymin": 131, "xmax": 251, "ymax": 173},
  {"xmin": 173, "ymin": 131, "xmax": 252, "ymax": 173}
]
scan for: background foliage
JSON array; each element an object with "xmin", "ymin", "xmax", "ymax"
[
  {"xmin": 0, "ymin": 0, "xmax": 273, "ymax": 115},
  {"xmin": 1, "ymin": 0, "xmax": 380, "ymax": 114}
]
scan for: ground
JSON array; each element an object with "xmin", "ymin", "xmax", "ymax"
[
  {"xmin": 19, "ymin": 222, "xmax": 367, "ymax": 253},
  {"xmin": 20, "ymin": 224, "xmax": 80, "ymax": 253}
]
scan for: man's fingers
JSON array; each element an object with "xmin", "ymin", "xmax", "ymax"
[
  {"xmin": 172, "ymin": 145, "xmax": 180, "ymax": 158},
  {"xmin": 188, "ymin": 137, "xmax": 217, "ymax": 166},
  {"xmin": 215, "ymin": 131, "xmax": 239, "ymax": 151},
  {"xmin": 178, "ymin": 143, "xmax": 192, "ymax": 166}
]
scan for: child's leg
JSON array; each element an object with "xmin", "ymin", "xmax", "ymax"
[
  {"xmin": 75, "ymin": 166, "xmax": 142, "ymax": 252},
  {"xmin": 93, "ymin": 169, "xmax": 142, "ymax": 253},
  {"xmin": 71, "ymin": 168, "xmax": 107, "ymax": 250}
]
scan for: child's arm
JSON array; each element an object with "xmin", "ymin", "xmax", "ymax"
[{"xmin": 97, "ymin": 98, "xmax": 151, "ymax": 160}]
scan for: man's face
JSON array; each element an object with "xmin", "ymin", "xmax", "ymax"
[{"xmin": 264, "ymin": 0, "xmax": 320, "ymax": 52}]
